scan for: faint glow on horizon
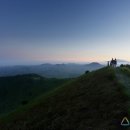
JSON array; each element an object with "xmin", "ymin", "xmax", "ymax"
[{"xmin": 0, "ymin": 38, "xmax": 130, "ymax": 65}]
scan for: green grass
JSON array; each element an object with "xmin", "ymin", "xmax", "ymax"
[
  {"xmin": 116, "ymin": 66, "xmax": 130, "ymax": 121},
  {"xmin": 0, "ymin": 74, "xmax": 70, "ymax": 116},
  {"xmin": 0, "ymin": 67, "xmax": 129, "ymax": 129},
  {"xmin": 120, "ymin": 66, "xmax": 130, "ymax": 77}
]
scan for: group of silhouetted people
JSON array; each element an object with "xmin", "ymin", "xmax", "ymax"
[{"xmin": 108, "ymin": 58, "xmax": 117, "ymax": 68}]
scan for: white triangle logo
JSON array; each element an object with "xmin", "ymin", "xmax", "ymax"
[{"xmin": 121, "ymin": 117, "xmax": 130, "ymax": 126}]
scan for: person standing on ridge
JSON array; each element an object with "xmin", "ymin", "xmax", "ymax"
[{"xmin": 115, "ymin": 58, "xmax": 117, "ymax": 67}]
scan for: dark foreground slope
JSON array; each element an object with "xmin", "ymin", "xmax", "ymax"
[
  {"xmin": 0, "ymin": 74, "xmax": 69, "ymax": 116},
  {"xmin": 0, "ymin": 67, "xmax": 128, "ymax": 130}
]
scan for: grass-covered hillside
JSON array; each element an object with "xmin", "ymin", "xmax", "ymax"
[
  {"xmin": 0, "ymin": 67, "xmax": 129, "ymax": 130},
  {"xmin": 0, "ymin": 74, "xmax": 70, "ymax": 116}
]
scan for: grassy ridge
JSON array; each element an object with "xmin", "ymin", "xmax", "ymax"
[
  {"xmin": 0, "ymin": 74, "xmax": 70, "ymax": 116},
  {"xmin": 116, "ymin": 66, "xmax": 130, "ymax": 121},
  {"xmin": 0, "ymin": 67, "xmax": 128, "ymax": 129}
]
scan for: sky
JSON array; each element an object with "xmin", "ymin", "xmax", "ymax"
[{"xmin": 0, "ymin": 0, "xmax": 130, "ymax": 65}]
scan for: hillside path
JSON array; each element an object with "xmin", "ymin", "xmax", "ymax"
[{"xmin": 116, "ymin": 69, "xmax": 130, "ymax": 95}]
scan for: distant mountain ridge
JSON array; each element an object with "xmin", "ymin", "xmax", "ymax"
[{"xmin": 0, "ymin": 62, "xmax": 104, "ymax": 78}]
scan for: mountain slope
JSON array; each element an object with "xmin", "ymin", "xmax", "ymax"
[
  {"xmin": 0, "ymin": 74, "xmax": 69, "ymax": 116},
  {"xmin": 0, "ymin": 67, "xmax": 128, "ymax": 130},
  {"xmin": 116, "ymin": 67, "xmax": 130, "ymax": 96}
]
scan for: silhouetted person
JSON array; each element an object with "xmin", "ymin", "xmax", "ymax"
[
  {"xmin": 114, "ymin": 58, "xmax": 117, "ymax": 67},
  {"xmin": 110, "ymin": 58, "xmax": 117, "ymax": 68},
  {"xmin": 110, "ymin": 58, "xmax": 114, "ymax": 67}
]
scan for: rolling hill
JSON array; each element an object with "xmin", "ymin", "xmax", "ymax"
[
  {"xmin": 0, "ymin": 67, "xmax": 129, "ymax": 129},
  {"xmin": 0, "ymin": 74, "xmax": 70, "ymax": 116}
]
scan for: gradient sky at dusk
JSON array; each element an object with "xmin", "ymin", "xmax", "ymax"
[{"xmin": 0, "ymin": 0, "xmax": 130, "ymax": 65}]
